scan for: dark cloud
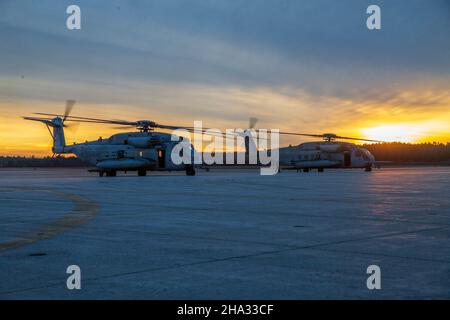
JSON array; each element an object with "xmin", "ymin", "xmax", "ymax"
[{"xmin": 0, "ymin": 0, "xmax": 449, "ymax": 118}]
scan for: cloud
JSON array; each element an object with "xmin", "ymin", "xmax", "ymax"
[
  {"xmin": 1, "ymin": 0, "xmax": 449, "ymax": 91},
  {"xmin": 0, "ymin": 0, "xmax": 449, "ymax": 155}
]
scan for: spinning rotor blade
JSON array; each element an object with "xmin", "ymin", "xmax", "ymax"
[
  {"xmin": 33, "ymin": 100, "xmax": 76, "ymax": 122},
  {"xmin": 249, "ymin": 117, "xmax": 258, "ymax": 129},
  {"xmin": 64, "ymin": 100, "xmax": 76, "ymax": 122},
  {"xmin": 24, "ymin": 116, "xmax": 79, "ymax": 129},
  {"xmin": 63, "ymin": 101, "xmax": 79, "ymax": 134},
  {"xmin": 65, "ymin": 121, "xmax": 80, "ymax": 133}
]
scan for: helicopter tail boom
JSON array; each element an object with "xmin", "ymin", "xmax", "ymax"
[{"xmin": 52, "ymin": 123, "xmax": 66, "ymax": 154}]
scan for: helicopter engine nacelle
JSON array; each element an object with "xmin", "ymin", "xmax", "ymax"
[
  {"xmin": 319, "ymin": 144, "xmax": 341, "ymax": 153},
  {"xmin": 127, "ymin": 137, "xmax": 153, "ymax": 148}
]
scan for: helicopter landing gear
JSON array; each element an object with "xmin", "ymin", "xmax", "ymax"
[
  {"xmin": 302, "ymin": 168, "xmax": 310, "ymax": 173},
  {"xmin": 99, "ymin": 171, "xmax": 105, "ymax": 177},
  {"xmin": 318, "ymin": 168, "xmax": 324, "ymax": 172},
  {"xmin": 138, "ymin": 169, "xmax": 147, "ymax": 176},
  {"xmin": 186, "ymin": 165, "xmax": 196, "ymax": 176},
  {"xmin": 105, "ymin": 170, "xmax": 117, "ymax": 177},
  {"xmin": 365, "ymin": 166, "xmax": 372, "ymax": 172}
]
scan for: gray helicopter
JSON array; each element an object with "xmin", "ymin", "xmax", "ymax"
[
  {"xmin": 24, "ymin": 100, "xmax": 202, "ymax": 176},
  {"xmin": 277, "ymin": 134, "xmax": 378, "ymax": 172},
  {"xmin": 237, "ymin": 120, "xmax": 381, "ymax": 172}
]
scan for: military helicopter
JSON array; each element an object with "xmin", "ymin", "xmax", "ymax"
[
  {"xmin": 237, "ymin": 119, "xmax": 381, "ymax": 172},
  {"xmin": 23, "ymin": 100, "xmax": 211, "ymax": 176},
  {"xmin": 24, "ymin": 101, "xmax": 381, "ymax": 176},
  {"xmin": 277, "ymin": 133, "xmax": 379, "ymax": 172}
]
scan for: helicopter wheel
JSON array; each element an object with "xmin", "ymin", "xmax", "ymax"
[
  {"xmin": 303, "ymin": 168, "xmax": 310, "ymax": 173},
  {"xmin": 186, "ymin": 165, "xmax": 196, "ymax": 176},
  {"xmin": 138, "ymin": 169, "xmax": 147, "ymax": 176},
  {"xmin": 99, "ymin": 171, "xmax": 105, "ymax": 177},
  {"xmin": 365, "ymin": 166, "xmax": 372, "ymax": 172},
  {"xmin": 318, "ymin": 168, "xmax": 324, "ymax": 172}
]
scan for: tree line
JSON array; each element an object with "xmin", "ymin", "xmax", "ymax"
[
  {"xmin": 0, "ymin": 156, "xmax": 87, "ymax": 167},
  {"xmin": 1, "ymin": 142, "xmax": 450, "ymax": 167},
  {"xmin": 363, "ymin": 142, "xmax": 450, "ymax": 163}
]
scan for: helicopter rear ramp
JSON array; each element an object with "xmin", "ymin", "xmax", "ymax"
[{"xmin": 0, "ymin": 167, "xmax": 449, "ymax": 299}]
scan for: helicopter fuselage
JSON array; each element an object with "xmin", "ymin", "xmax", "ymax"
[
  {"xmin": 278, "ymin": 141, "xmax": 375, "ymax": 171},
  {"xmin": 61, "ymin": 131, "xmax": 194, "ymax": 175}
]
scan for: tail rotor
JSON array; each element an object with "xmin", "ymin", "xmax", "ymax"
[
  {"xmin": 248, "ymin": 117, "xmax": 258, "ymax": 130},
  {"xmin": 23, "ymin": 99, "xmax": 77, "ymax": 154},
  {"xmin": 63, "ymin": 99, "xmax": 76, "ymax": 123}
]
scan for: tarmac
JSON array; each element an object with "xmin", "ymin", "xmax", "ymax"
[{"xmin": 0, "ymin": 167, "xmax": 449, "ymax": 299}]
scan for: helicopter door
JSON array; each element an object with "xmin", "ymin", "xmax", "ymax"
[
  {"xmin": 158, "ymin": 149, "xmax": 166, "ymax": 168},
  {"xmin": 344, "ymin": 151, "xmax": 351, "ymax": 167}
]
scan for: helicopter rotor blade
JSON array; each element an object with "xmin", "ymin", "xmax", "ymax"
[
  {"xmin": 279, "ymin": 132, "xmax": 324, "ymax": 138},
  {"xmin": 23, "ymin": 116, "xmax": 52, "ymax": 121},
  {"xmin": 34, "ymin": 113, "xmax": 135, "ymax": 125},
  {"xmin": 184, "ymin": 128, "xmax": 237, "ymax": 140},
  {"xmin": 156, "ymin": 124, "xmax": 202, "ymax": 131},
  {"xmin": 249, "ymin": 117, "xmax": 258, "ymax": 129},
  {"xmin": 110, "ymin": 125, "xmax": 136, "ymax": 129},
  {"xmin": 59, "ymin": 119, "xmax": 130, "ymax": 126},
  {"xmin": 23, "ymin": 116, "xmax": 56, "ymax": 127},
  {"xmin": 67, "ymin": 118, "xmax": 136, "ymax": 126},
  {"xmin": 332, "ymin": 135, "xmax": 382, "ymax": 143},
  {"xmin": 63, "ymin": 100, "xmax": 76, "ymax": 122},
  {"xmin": 278, "ymin": 131, "xmax": 382, "ymax": 142},
  {"xmin": 31, "ymin": 110, "xmax": 306, "ymax": 142},
  {"xmin": 183, "ymin": 128, "xmax": 269, "ymax": 141}
]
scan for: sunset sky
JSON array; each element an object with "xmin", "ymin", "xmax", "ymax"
[{"xmin": 0, "ymin": 0, "xmax": 449, "ymax": 156}]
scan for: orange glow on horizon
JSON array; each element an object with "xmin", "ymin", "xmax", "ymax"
[
  {"xmin": 1, "ymin": 86, "xmax": 450, "ymax": 156},
  {"xmin": 362, "ymin": 125, "xmax": 424, "ymax": 143},
  {"xmin": 1, "ymin": 120, "xmax": 449, "ymax": 157}
]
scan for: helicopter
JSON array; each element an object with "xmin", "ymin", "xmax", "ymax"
[
  {"xmin": 235, "ymin": 119, "xmax": 381, "ymax": 172},
  {"xmin": 23, "ymin": 100, "xmax": 206, "ymax": 176},
  {"xmin": 24, "ymin": 101, "xmax": 381, "ymax": 176},
  {"xmin": 277, "ymin": 134, "xmax": 379, "ymax": 172}
]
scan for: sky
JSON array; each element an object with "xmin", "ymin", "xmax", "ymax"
[{"xmin": 0, "ymin": 0, "xmax": 449, "ymax": 156}]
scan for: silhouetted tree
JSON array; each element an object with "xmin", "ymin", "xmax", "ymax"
[{"xmin": 363, "ymin": 142, "xmax": 450, "ymax": 163}]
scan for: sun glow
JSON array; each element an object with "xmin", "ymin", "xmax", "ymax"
[{"xmin": 362, "ymin": 125, "xmax": 425, "ymax": 143}]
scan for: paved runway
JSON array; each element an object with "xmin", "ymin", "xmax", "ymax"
[{"xmin": 0, "ymin": 167, "xmax": 449, "ymax": 299}]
